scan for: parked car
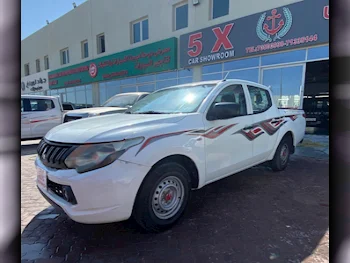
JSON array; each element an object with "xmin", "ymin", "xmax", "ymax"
[
  {"xmin": 35, "ymin": 80, "xmax": 306, "ymax": 232},
  {"xmin": 63, "ymin": 92, "xmax": 149, "ymax": 122},
  {"xmin": 62, "ymin": 102, "xmax": 76, "ymax": 112},
  {"xmin": 21, "ymin": 95, "xmax": 63, "ymax": 139}
]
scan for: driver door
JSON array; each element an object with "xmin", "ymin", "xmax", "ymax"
[{"xmin": 203, "ymin": 84, "xmax": 254, "ymax": 183}]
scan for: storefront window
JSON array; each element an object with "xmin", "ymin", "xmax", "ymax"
[
  {"xmin": 225, "ymin": 68, "xmax": 259, "ymax": 83},
  {"xmin": 156, "ymin": 71, "xmax": 177, "ymax": 80},
  {"xmin": 202, "ymin": 63, "xmax": 222, "ymax": 74},
  {"xmin": 307, "ymin": 45, "xmax": 329, "ymax": 61},
  {"xmin": 122, "ymin": 86, "xmax": 137, "ymax": 93},
  {"xmin": 137, "ymin": 74, "xmax": 155, "ymax": 83},
  {"xmin": 138, "ymin": 84, "xmax": 155, "ymax": 92},
  {"xmin": 86, "ymin": 85, "xmax": 93, "ymax": 106},
  {"xmin": 121, "ymin": 77, "xmax": 136, "ymax": 85},
  {"xmin": 50, "ymin": 89, "xmax": 58, "ymax": 95},
  {"xmin": 105, "ymin": 80, "xmax": 120, "ymax": 99},
  {"xmin": 178, "ymin": 77, "xmax": 193, "ymax": 85},
  {"xmin": 66, "ymin": 89, "xmax": 76, "ymax": 104},
  {"xmin": 223, "ymin": 57, "xmax": 259, "ymax": 71},
  {"xmin": 178, "ymin": 69, "xmax": 192, "ymax": 78},
  {"xmin": 202, "ymin": 73, "xmax": 222, "ymax": 81},
  {"xmin": 99, "ymin": 83, "xmax": 107, "ymax": 105},
  {"xmin": 106, "ymin": 80, "xmax": 120, "ymax": 88},
  {"xmin": 75, "ymin": 86, "xmax": 86, "ymax": 105},
  {"xmin": 156, "ymin": 79, "xmax": 178, "ymax": 90},
  {"xmin": 262, "ymin": 65, "xmax": 304, "ymax": 108},
  {"xmin": 261, "ymin": 49, "xmax": 306, "ymax": 66}
]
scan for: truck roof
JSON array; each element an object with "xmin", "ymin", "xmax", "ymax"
[
  {"xmin": 162, "ymin": 79, "xmax": 270, "ymax": 90},
  {"xmin": 21, "ymin": 94, "xmax": 58, "ymax": 99}
]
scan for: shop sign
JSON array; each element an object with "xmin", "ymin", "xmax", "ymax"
[
  {"xmin": 49, "ymin": 37, "xmax": 177, "ymax": 89},
  {"xmin": 179, "ymin": 0, "xmax": 329, "ymax": 68},
  {"xmin": 21, "ymin": 70, "xmax": 49, "ymax": 94}
]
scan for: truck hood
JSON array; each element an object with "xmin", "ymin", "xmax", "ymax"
[
  {"xmin": 45, "ymin": 113, "xmax": 187, "ymax": 144},
  {"xmin": 65, "ymin": 107, "xmax": 127, "ymax": 116}
]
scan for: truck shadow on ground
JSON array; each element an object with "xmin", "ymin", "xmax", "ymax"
[{"xmin": 22, "ymin": 157, "xmax": 329, "ymax": 263}]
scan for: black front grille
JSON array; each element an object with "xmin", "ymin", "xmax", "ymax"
[
  {"xmin": 37, "ymin": 139, "xmax": 76, "ymax": 169},
  {"xmin": 64, "ymin": 115, "xmax": 82, "ymax": 123}
]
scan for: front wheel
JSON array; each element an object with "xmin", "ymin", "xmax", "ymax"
[
  {"xmin": 132, "ymin": 162, "xmax": 191, "ymax": 232},
  {"xmin": 270, "ymin": 136, "xmax": 292, "ymax": 171}
]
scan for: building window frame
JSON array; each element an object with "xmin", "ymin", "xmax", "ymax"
[
  {"xmin": 44, "ymin": 55, "xmax": 49, "ymax": 70},
  {"xmin": 81, "ymin": 40, "xmax": 89, "ymax": 58},
  {"xmin": 60, "ymin": 48, "xmax": 70, "ymax": 65},
  {"xmin": 174, "ymin": 2, "xmax": 189, "ymax": 31},
  {"xmin": 131, "ymin": 17, "xmax": 149, "ymax": 44},
  {"xmin": 36, "ymin": 59, "xmax": 40, "ymax": 73},
  {"xmin": 97, "ymin": 34, "xmax": 105, "ymax": 54},
  {"xmin": 210, "ymin": 0, "xmax": 229, "ymax": 20},
  {"xmin": 24, "ymin": 63, "xmax": 30, "ymax": 76}
]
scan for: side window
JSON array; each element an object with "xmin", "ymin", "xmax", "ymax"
[
  {"xmin": 29, "ymin": 99, "xmax": 55, "ymax": 112},
  {"xmin": 209, "ymin": 84, "xmax": 247, "ymax": 119},
  {"xmin": 247, "ymin": 85, "xmax": 272, "ymax": 114},
  {"xmin": 21, "ymin": 99, "xmax": 24, "ymax": 112}
]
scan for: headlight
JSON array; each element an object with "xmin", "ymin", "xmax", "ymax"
[{"xmin": 64, "ymin": 137, "xmax": 144, "ymax": 173}]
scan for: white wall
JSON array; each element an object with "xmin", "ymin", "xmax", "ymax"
[{"xmin": 21, "ymin": 0, "xmax": 302, "ymax": 77}]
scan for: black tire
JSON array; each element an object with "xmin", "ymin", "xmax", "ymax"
[
  {"xmin": 132, "ymin": 161, "xmax": 191, "ymax": 232},
  {"xmin": 270, "ymin": 136, "xmax": 292, "ymax": 172}
]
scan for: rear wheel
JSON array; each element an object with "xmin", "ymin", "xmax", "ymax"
[
  {"xmin": 270, "ymin": 136, "xmax": 292, "ymax": 171},
  {"xmin": 132, "ymin": 161, "xmax": 191, "ymax": 232}
]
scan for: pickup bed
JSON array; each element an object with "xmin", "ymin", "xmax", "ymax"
[{"xmin": 35, "ymin": 79, "xmax": 305, "ymax": 232}]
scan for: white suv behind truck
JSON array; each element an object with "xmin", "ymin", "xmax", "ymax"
[{"xmin": 35, "ymin": 79, "xmax": 306, "ymax": 232}]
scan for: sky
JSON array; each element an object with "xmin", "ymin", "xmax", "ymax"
[{"xmin": 21, "ymin": 0, "xmax": 87, "ymax": 40}]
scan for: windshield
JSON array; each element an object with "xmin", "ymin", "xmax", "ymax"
[
  {"xmin": 102, "ymin": 94, "xmax": 139, "ymax": 108},
  {"xmin": 127, "ymin": 84, "xmax": 215, "ymax": 114}
]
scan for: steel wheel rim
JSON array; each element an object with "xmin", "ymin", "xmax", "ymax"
[
  {"xmin": 280, "ymin": 144, "xmax": 289, "ymax": 165},
  {"xmin": 152, "ymin": 176, "xmax": 185, "ymax": 220}
]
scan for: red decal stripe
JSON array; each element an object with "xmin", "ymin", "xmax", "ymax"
[
  {"xmin": 30, "ymin": 117, "xmax": 61, "ymax": 124},
  {"xmin": 202, "ymin": 124, "xmax": 237, "ymax": 139},
  {"xmin": 252, "ymin": 127, "xmax": 262, "ymax": 133},
  {"xmin": 136, "ymin": 130, "xmax": 191, "ymax": 156}
]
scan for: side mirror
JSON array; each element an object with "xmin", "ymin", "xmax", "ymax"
[{"xmin": 207, "ymin": 102, "xmax": 240, "ymax": 120}]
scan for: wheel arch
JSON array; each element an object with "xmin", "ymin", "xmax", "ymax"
[
  {"xmin": 148, "ymin": 154, "xmax": 200, "ymax": 189},
  {"xmin": 268, "ymin": 130, "xmax": 295, "ymax": 160},
  {"xmin": 131, "ymin": 154, "xmax": 200, "ymax": 216}
]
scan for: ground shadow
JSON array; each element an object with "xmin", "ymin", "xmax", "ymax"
[{"xmin": 21, "ymin": 156, "xmax": 329, "ymax": 263}]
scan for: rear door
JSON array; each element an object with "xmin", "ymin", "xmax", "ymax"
[
  {"xmin": 28, "ymin": 98, "xmax": 62, "ymax": 137},
  {"xmin": 246, "ymin": 85, "xmax": 282, "ymax": 162}
]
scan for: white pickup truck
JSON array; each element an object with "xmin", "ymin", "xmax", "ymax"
[
  {"xmin": 35, "ymin": 79, "xmax": 305, "ymax": 232},
  {"xmin": 21, "ymin": 95, "xmax": 63, "ymax": 140}
]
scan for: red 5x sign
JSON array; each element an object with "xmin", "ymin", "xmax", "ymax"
[
  {"xmin": 187, "ymin": 23, "xmax": 234, "ymax": 57},
  {"xmin": 323, "ymin": 6, "xmax": 329, "ymax": 19}
]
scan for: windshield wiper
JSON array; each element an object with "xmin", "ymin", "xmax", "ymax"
[{"xmin": 134, "ymin": 111, "xmax": 167, "ymax": 114}]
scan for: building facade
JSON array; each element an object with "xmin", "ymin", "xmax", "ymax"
[{"xmin": 21, "ymin": 0, "xmax": 329, "ymax": 131}]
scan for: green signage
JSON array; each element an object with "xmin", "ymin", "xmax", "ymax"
[{"xmin": 49, "ymin": 37, "xmax": 177, "ymax": 89}]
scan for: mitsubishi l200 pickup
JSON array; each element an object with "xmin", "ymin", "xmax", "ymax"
[{"xmin": 35, "ymin": 79, "xmax": 306, "ymax": 232}]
